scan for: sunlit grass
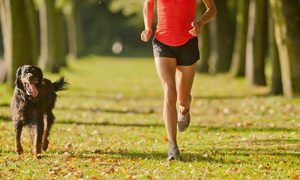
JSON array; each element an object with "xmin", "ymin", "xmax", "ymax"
[{"xmin": 0, "ymin": 56, "xmax": 300, "ymax": 179}]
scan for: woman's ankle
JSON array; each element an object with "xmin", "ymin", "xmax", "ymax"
[
  {"xmin": 169, "ymin": 142, "xmax": 178, "ymax": 149},
  {"xmin": 179, "ymin": 106, "xmax": 190, "ymax": 114},
  {"xmin": 178, "ymin": 95, "xmax": 192, "ymax": 114}
]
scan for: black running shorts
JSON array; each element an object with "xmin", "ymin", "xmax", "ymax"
[{"xmin": 152, "ymin": 37, "xmax": 200, "ymax": 66}]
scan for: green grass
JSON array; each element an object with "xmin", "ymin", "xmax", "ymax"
[{"xmin": 0, "ymin": 56, "xmax": 300, "ymax": 179}]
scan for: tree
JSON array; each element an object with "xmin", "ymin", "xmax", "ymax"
[
  {"xmin": 270, "ymin": 0, "xmax": 300, "ymax": 97},
  {"xmin": 270, "ymin": 37, "xmax": 282, "ymax": 95},
  {"xmin": 39, "ymin": 0, "xmax": 67, "ymax": 73},
  {"xmin": 64, "ymin": 0, "xmax": 83, "ymax": 58},
  {"xmin": 0, "ymin": 23, "xmax": 3, "ymax": 57},
  {"xmin": 281, "ymin": 0, "xmax": 300, "ymax": 94},
  {"xmin": 246, "ymin": 0, "xmax": 268, "ymax": 86},
  {"xmin": 55, "ymin": 9, "xmax": 68, "ymax": 68},
  {"xmin": 230, "ymin": 0, "xmax": 249, "ymax": 77},
  {"xmin": 268, "ymin": 2, "xmax": 282, "ymax": 95},
  {"xmin": 0, "ymin": 18, "xmax": 5, "ymax": 83},
  {"xmin": 210, "ymin": 0, "xmax": 235, "ymax": 73},
  {"xmin": 197, "ymin": 1, "xmax": 210, "ymax": 73},
  {"xmin": 0, "ymin": 0, "xmax": 38, "ymax": 86}
]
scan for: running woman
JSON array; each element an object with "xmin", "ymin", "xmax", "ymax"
[{"xmin": 141, "ymin": 0, "xmax": 217, "ymax": 161}]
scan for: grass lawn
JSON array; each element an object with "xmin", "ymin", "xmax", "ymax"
[{"xmin": 0, "ymin": 56, "xmax": 300, "ymax": 179}]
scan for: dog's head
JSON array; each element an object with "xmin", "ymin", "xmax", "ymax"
[{"xmin": 15, "ymin": 65, "xmax": 43, "ymax": 98}]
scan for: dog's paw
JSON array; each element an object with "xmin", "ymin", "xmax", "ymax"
[
  {"xmin": 33, "ymin": 147, "xmax": 42, "ymax": 159},
  {"xmin": 34, "ymin": 153, "xmax": 42, "ymax": 159},
  {"xmin": 42, "ymin": 140, "xmax": 49, "ymax": 151},
  {"xmin": 15, "ymin": 146, "xmax": 23, "ymax": 155}
]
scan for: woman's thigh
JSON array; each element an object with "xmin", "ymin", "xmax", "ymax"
[{"xmin": 154, "ymin": 57, "xmax": 177, "ymax": 91}]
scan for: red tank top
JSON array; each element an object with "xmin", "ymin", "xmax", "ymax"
[{"xmin": 155, "ymin": 0, "xmax": 196, "ymax": 46}]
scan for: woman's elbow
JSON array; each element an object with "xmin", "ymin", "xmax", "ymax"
[{"xmin": 211, "ymin": 7, "xmax": 217, "ymax": 18}]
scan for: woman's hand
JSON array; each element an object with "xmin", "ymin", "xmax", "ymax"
[
  {"xmin": 189, "ymin": 21, "xmax": 202, "ymax": 36},
  {"xmin": 141, "ymin": 29, "xmax": 152, "ymax": 42}
]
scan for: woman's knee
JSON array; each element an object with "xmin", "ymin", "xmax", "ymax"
[{"xmin": 164, "ymin": 87, "xmax": 177, "ymax": 105}]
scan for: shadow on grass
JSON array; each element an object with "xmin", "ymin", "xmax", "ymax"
[
  {"xmin": 0, "ymin": 115, "xmax": 11, "ymax": 121},
  {"xmin": 218, "ymin": 147, "xmax": 300, "ymax": 158},
  {"xmin": 0, "ymin": 103, "xmax": 10, "ymax": 107},
  {"xmin": 57, "ymin": 120, "xmax": 164, "ymax": 128},
  {"xmin": 62, "ymin": 92, "xmax": 273, "ymax": 101},
  {"xmin": 191, "ymin": 126, "xmax": 297, "ymax": 133},
  {"xmin": 193, "ymin": 94, "xmax": 270, "ymax": 100},
  {"xmin": 92, "ymin": 149, "xmax": 230, "ymax": 163},
  {"xmin": 42, "ymin": 144, "xmax": 300, "ymax": 163},
  {"xmin": 57, "ymin": 106, "xmax": 155, "ymax": 115},
  {"xmin": 249, "ymin": 138, "xmax": 300, "ymax": 143},
  {"xmin": 43, "ymin": 149, "xmax": 231, "ymax": 163},
  {"xmin": 1, "ymin": 117, "xmax": 296, "ymax": 132},
  {"xmin": 2, "ymin": 140, "xmax": 299, "ymax": 163},
  {"xmin": 57, "ymin": 120, "xmax": 298, "ymax": 132},
  {"xmin": 62, "ymin": 93, "xmax": 161, "ymax": 101}
]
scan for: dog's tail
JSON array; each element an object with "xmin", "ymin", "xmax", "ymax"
[{"xmin": 53, "ymin": 77, "xmax": 68, "ymax": 92}]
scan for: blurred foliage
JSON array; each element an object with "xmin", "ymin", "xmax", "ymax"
[
  {"xmin": 109, "ymin": 0, "xmax": 143, "ymax": 16},
  {"xmin": 33, "ymin": 0, "xmax": 70, "ymax": 12},
  {"xmin": 80, "ymin": 0, "xmax": 150, "ymax": 56},
  {"xmin": 56, "ymin": 0, "xmax": 71, "ymax": 13},
  {"xmin": 0, "ymin": 0, "xmax": 149, "ymax": 57}
]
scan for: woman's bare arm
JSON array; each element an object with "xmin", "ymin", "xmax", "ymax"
[
  {"xmin": 189, "ymin": 0, "xmax": 217, "ymax": 36},
  {"xmin": 141, "ymin": 0, "xmax": 155, "ymax": 42},
  {"xmin": 198, "ymin": 0, "xmax": 217, "ymax": 26}
]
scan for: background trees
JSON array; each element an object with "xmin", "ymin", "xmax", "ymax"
[
  {"xmin": 270, "ymin": 0, "xmax": 300, "ymax": 97},
  {"xmin": 65, "ymin": 0, "xmax": 83, "ymax": 58},
  {"xmin": 195, "ymin": 0, "xmax": 300, "ymax": 97},
  {"xmin": 210, "ymin": 0, "xmax": 235, "ymax": 73},
  {"xmin": 39, "ymin": 0, "xmax": 68, "ymax": 73},
  {"xmin": 230, "ymin": 0, "xmax": 249, "ymax": 77},
  {"xmin": 0, "ymin": 0, "xmax": 38, "ymax": 85},
  {"xmin": 0, "ymin": 0, "xmax": 299, "ymax": 97},
  {"xmin": 245, "ymin": 0, "xmax": 268, "ymax": 86}
]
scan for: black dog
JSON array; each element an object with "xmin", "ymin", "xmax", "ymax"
[{"xmin": 11, "ymin": 65, "xmax": 67, "ymax": 158}]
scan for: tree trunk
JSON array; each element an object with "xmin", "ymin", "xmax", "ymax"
[
  {"xmin": 230, "ymin": 0, "xmax": 249, "ymax": 77},
  {"xmin": 66, "ymin": 0, "xmax": 83, "ymax": 58},
  {"xmin": 0, "ymin": 1, "xmax": 8, "ymax": 83},
  {"xmin": 0, "ymin": 60, "xmax": 6, "ymax": 83},
  {"xmin": 197, "ymin": 1, "xmax": 210, "ymax": 73},
  {"xmin": 0, "ymin": 23, "xmax": 4, "ymax": 57},
  {"xmin": 0, "ymin": 0, "xmax": 38, "ymax": 86},
  {"xmin": 270, "ymin": 38, "xmax": 282, "ymax": 95},
  {"xmin": 39, "ymin": 0, "xmax": 66, "ymax": 73},
  {"xmin": 269, "ymin": 2, "xmax": 282, "ymax": 95},
  {"xmin": 270, "ymin": 0, "xmax": 300, "ymax": 97},
  {"xmin": 208, "ymin": 20, "xmax": 218, "ymax": 74},
  {"xmin": 211, "ymin": 0, "xmax": 234, "ymax": 73},
  {"xmin": 25, "ymin": 0, "xmax": 38, "ymax": 65},
  {"xmin": 281, "ymin": 0, "xmax": 300, "ymax": 94},
  {"xmin": 55, "ymin": 10, "xmax": 68, "ymax": 68},
  {"xmin": 246, "ymin": 0, "xmax": 268, "ymax": 86},
  {"xmin": 269, "ymin": 0, "xmax": 293, "ymax": 98},
  {"xmin": 39, "ymin": 0, "xmax": 55, "ymax": 72},
  {"xmin": 245, "ymin": 0, "xmax": 255, "ymax": 85}
]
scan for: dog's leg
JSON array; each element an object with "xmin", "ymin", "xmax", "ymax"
[
  {"xmin": 28, "ymin": 125, "xmax": 34, "ymax": 145},
  {"xmin": 42, "ymin": 111, "xmax": 55, "ymax": 151},
  {"xmin": 33, "ymin": 117, "xmax": 44, "ymax": 159},
  {"xmin": 14, "ymin": 121, "xmax": 23, "ymax": 155}
]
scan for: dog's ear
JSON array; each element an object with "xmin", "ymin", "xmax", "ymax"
[
  {"xmin": 36, "ymin": 66, "xmax": 43, "ymax": 85},
  {"xmin": 15, "ymin": 66, "xmax": 23, "ymax": 89}
]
